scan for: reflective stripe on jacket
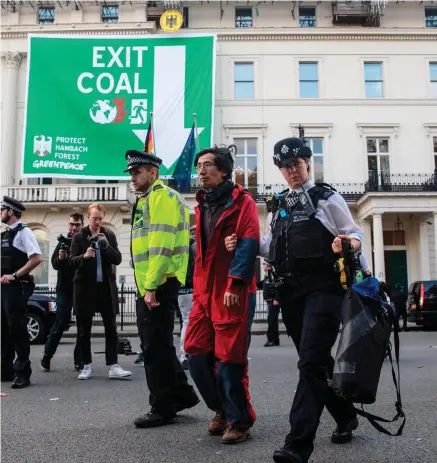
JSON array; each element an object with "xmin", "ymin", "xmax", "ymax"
[{"xmin": 131, "ymin": 179, "xmax": 190, "ymax": 296}]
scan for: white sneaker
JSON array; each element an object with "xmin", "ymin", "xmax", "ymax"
[
  {"xmin": 78, "ymin": 365, "xmax": 92, "ymax": 380},
  {"xmin": 109, "ymin": 364, "xmax": 132, "ymax": 379}
]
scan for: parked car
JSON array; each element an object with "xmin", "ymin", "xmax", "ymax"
[{"xmin": 407, "ymin": 280, "xmax": 437, "ymax": 328}]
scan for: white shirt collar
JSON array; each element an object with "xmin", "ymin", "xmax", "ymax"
[
  {"xmin": 289, "ymin": 180, "xmax": 314, "ymax": 194},
  {"xmin": 9, "ymin": 220, "xmax": 22, "ymax": 229}
]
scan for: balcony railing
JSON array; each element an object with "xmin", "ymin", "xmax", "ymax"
[
  {"xmin": 365, "ymin": 173, "xmax": 437, "ymax": 193},
  {"xmin": 6, "ymin": 183, "xmax": 134, "ymax": 204}
]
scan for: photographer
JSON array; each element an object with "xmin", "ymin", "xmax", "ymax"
[
  {"xmin": 70, "ymin": 203, "xmax": 131, "ymax": 380},
  {"xmin": 41, "ymin": 212, "xmax": 83, "ymax": 372}
]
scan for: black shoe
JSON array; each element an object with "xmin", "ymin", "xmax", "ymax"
[
  {"xmin": 11, "ymin": 375, "xmax": 31, "ymax": 389},
  {"xmin": 273, "ymin": 448, "xmax": 304, "ymax": 463},
  {"xmin": 275, "ymin": 339, "xmax": 280, "ymax": 346},
  {"xmin": 264, "ymin": 340, "xmax": 276, "ymax": 347},
  {"xmin": 134, "ymin": 411, "xmax": 177, "ymax": 428},
  {"xmin": 41, "ymin": 356, "xmax": 51, "ymax": 372},
  {"xmin": 331, "ymin": 416, "xmax": 359, "ymax": 444}
]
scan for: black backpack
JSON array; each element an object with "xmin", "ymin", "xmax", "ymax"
[{"xmin": 332, "ymin": 253, "xmax": 406, "ymax": 436}]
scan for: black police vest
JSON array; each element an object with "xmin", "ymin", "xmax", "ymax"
[
  {"xmin": 268, "ymin": 185, "xmax": 338, "ymax": 276},
  {"xmin": 1, "ymin": 224, "xmax": 29, "ymax": 276}
]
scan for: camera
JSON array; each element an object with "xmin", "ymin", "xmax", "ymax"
[{"xmin": 57, "ymin": 234, "xmax": 72, "ymax": 252}]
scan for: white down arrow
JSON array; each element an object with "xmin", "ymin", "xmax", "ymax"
[{"xmin": 133, "ymin": 45, "xmax": 204, "ymax": 168}]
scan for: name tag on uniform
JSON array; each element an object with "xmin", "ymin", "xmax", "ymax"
[
  {"xmin": 133, "ymin": 220, "xmax": 143, "ymax": 230},
  {"xmin": 292, "ymin": 214, "xmax": 309, "ymax": 223}
]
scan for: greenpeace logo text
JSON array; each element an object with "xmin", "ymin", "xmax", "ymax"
[{"xmin": 33, "ymin": 160, "xmax": 87, "ymax": 171}]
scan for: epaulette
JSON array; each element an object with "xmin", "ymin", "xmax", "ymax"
[
  {"xmin": 152, "ymin": 184, "xmax": 163, "ymax": 191},
  {"xmin": 315, "ymin": 182, "xmax": 337, "ymax": 192}
]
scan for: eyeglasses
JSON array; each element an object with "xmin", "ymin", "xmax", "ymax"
[{"xmin": 195, "ymin": 162, "xmax": 216, "ymax": 172}]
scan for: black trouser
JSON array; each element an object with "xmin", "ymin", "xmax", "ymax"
[
  {"xmin": 136, "ymin": 277, "xmax": 196, "ymax": 418},
  {"xmin": 266, "ymin": 301, "xmax": 280, "ymax": 343},
  {"xmin": 278, "ymin": 286, "xmax": 356, "ymax": 460},
  {"xmin": 1, "ymin": 282, "xmax": 33, "ymax": 378},
  {"xmin": 44, "ymin": 293, "xmax": 81, "ymax": 365}
]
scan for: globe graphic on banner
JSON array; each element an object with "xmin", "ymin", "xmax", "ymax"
[{"xmin": 89, "ymin": 100, "xmax": 117, "ymax": 124}]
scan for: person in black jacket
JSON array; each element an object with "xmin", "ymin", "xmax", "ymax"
[
  {"xmin": 70, "ymin": 203, "xmax": 131, "ymax": 380},
  {"xmin": 41, "ymin": 212, "xmax": 83, "ymax": 372},
  {"xmin": 391, "ymin": 283, "xmax": 408, "ymax": 331}
]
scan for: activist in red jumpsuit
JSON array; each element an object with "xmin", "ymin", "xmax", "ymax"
[{"xmin": 184, "ymin": 145, "xmax": 260, "ymax": 445}]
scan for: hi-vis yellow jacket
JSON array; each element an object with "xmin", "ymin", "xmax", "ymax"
[{"xmin": 131, "ymin": 179, "xmax": 190, "ymax": 296}]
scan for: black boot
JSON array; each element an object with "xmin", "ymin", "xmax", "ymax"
[
  {"xmin": 41, "ymin": 356, "xmax": 51, "ymax": 372},
  {"xmin": 134, "ymin": 411, "xmax": 177, "ymax": 428},
  {"xmin": 11, "ymin": 375, "xmax": 31, "ymax": 389},
  {"xmin": 331, "ymin": 416, "xmax": 359, "ymax": 444},
  {"xmin": 273, "ymin": 448, "xmax": 304, "ymax": 463}
]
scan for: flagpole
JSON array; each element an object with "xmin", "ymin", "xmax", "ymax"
[
  {"xmin": 193, "ymin": 113, "xmax": 200, "ymax": 154},
  {"xmin": 150, "ymin": 112, "xmax": 156, "ymax": 155}
]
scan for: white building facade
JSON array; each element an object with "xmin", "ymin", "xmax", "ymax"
[{"xmin": 1, "ymin": 0, "xmax": 437, "ymax": 290}]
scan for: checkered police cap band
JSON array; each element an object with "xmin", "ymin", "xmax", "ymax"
[
  {"xmin": 1, "ymin": 200, "xmax": 22, "ymax": 212},
  {"xmin": 128, "ymin": 156, "xmax": 160, "ymax": 168}
]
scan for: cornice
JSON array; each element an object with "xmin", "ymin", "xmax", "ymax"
[{"xmin": 1, "ymin": 28, "xmax": 436, "ymax": 41}]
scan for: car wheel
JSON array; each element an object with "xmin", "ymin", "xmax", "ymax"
[{"xmin": 27, "ymin": 313, "xmax": 45, "ymax": 344}]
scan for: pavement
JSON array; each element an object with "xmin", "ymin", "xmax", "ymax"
[{"xmin": 2, "ymin": 332, "xmax": 437, "ymax": 463}]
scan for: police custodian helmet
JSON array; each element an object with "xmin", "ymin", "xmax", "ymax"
[{"xmin": 273, "ymin": 137, "xmax": 312, "ymax": 168}]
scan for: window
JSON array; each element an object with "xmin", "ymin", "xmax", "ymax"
[
  {"xmin": 102, "ymin": 5, "xmax": 119, "ymax": 23},
  {"xmin": 233, "ymin": 138, "xmax": 258, "ymax": 195},
  {"xmin": 364, "ymin": 63, "xmax": 384, "ymax": 98},
  {"xmin": 236, "ymin": 7, "xmax": 252, "ymax": 27},
  {"xmin": 299, "ymin": 62, "xmax": 319, "ymax": 98},
  {"xmin": 299, "ymin": 7, "xmax": 316, "ymax": 27},
  {"xmin": 32, "ymin": 229, "xmax": 49, "ymax": 287},
  {"xmin": 367, "ymin": 138, "xmax": 390, "ymax": 187},
  {"xmin": 425, "ymin": 7, "xmax": 437, "ymax": 27},
  {"xmin": 38, "ymin": 7, "xmax": 55, "ymax": 24},
  {"xmin": 430, "ymin": 63, "xmax": 437, "ymax": 98},
  {"xmin": 432, "ymin": 137, "xmax": 437, "ymax": 171},
  {"xmin": 307, "ymin": 138, "xmax": 324, "ymax": 183},
  {"xmin": 234, "ymin": 63, "xmax": 254, "ymax": 99}
]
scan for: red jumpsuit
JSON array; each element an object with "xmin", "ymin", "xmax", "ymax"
[{"xmin": 184, "ymin": 185, "xmax": 260, "ymax": 426}]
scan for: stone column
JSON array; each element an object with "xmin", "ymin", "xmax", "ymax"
[
  {"xmin": 373, "ymin": 213, "xmax": 385, "ymax": 281},
  {"xmin": 360, "ymin": 219, "xmax": 373, "ymax": 272},
  {"xmin": 419, "ymin": 219, "xmax": 431, "ymax": 281},
  {"xmin": 1, "ymin": 51, "xmax": 23, "ymax": 187}
]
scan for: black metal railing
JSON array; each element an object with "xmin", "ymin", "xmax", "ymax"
[
  {"xmin": 34, "ymin": 287, "xmax": 272, "ymax": 328},
  {"xmin": 365, "ymin": 172, "xmax": 437, "ymax": 193}
]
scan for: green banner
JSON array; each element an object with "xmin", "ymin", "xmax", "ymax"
[{"xmin": 22, "ymin": 34, "xmax": 215, "ymax": 179}]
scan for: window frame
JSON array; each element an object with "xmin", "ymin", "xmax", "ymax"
[
  {"xmin": 234, "ymin": 62, "xmax": 255, "ymax": 99},
  {"xmin": 306, "ymin": 138, "xmax": 324, "ymax": 183},
  {"xmin": 299, "ymin": 6, "xmax": 316, "ymax": 27},
  {"xmin": 364, "ymin": 62, "xmax": 384, "ymax": 98},
  {"xmin": 425, "ymin": 7, "xmax": 437, "ymax": 28},
  {"xmin": 429, "ymin": 62, "xmax": 437, "ymax": 98},
  {"xmin": 232, "ymin": 138, "xmax": 258, "ymax": 191},
  {"xmin": 366, "ymin": 137, "xmax": 391, "ymax": 187},
  {"xmin": 298, "ymin": 61, "xmax": 319, "ymax": 99},
  {"xmin": 101, "ymin": 4, "xmax": 119, "ymax": 23},
  {"xmin": 38, "ymin": 6, "xmax": 55, "ymax": 25},
  {"xmin": 433, "ymin": 136, "xmax": 437, "ymax": 171},
  {"xmin": 235, "ymin": 7, "xmax": 253, "ymax": 28}
]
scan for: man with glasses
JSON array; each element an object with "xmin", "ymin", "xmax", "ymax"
[
  {"xmin": 41, "ymin": 212, "xmax": 84, "ymax": 372},
  {"xmin": 184, "ymin": 145, "xmax": 259, "ymax": 445},
  {"xmin": 1, "ymin": 196, "xmax": 42, "ymax": 389}
]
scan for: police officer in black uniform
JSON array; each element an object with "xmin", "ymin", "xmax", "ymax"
[
  {"xmin": 1, "ymin": 197, "xmax": 42, "ymax": 388},
  {"xmin": 260, "ymin": 136, "xmax": 364, "ymax": 463}
]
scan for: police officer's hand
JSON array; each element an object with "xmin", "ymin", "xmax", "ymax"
[
  {"xmin": 224, "ymin": 292, "xmax": 239, "ymax": 309},
  {"xmin": 144, "ymin": 291, "xmax": 160, "ymax": 310},
  {"xmin": 59, "ymin": 250, "xmax": 67, "ymax": 260},
  {"xmin": 225, "ymin": 234, "xmax": 237, "ymax": 252},
  {"xmin": 84, "ymin": 247, "xmax": 96, "ymax": 260},
  {"xmin": 0, "ymin": 274, "xmax": 15, "ymax": 284},
  {"xmin": 332, "ymin": 235, "xmax": 360, "ymax": 254}
]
